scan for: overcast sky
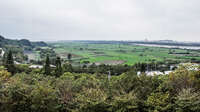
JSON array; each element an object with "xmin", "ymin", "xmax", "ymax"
[{"xmin": 0, "ymin": 0, "xmax": 200, "ymax": 41}]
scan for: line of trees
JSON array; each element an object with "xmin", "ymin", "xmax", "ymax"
[{"xmin": 1, "ymin": 51, "xmax": 176, "ymax": 77}]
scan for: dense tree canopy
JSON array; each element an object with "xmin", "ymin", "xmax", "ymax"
[{"xmin": 0, "ymin": 64, "xmax": 200, "ymax": 112}]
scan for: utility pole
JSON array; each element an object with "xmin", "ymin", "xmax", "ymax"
[
  {"xmin": 108, "ymin": 71, "xmax": 111, "ymax": 81},
  {"xmin": 107, "ymin": 70, "xmax": 112, "ymax": 100}
]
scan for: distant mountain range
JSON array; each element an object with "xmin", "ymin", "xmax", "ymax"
[{"xmin": 0, "ymin": 35, "xmax": 48, "ymax": 50}]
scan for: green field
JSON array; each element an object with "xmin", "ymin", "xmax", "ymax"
[{"xmin": 49, "ymin": 42, "xmax": 200, "ymax": 65}]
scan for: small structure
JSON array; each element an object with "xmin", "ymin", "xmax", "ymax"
[
  {"xmin": 0, "ymin": 48, "xmax": 5, "ymax": 57},
  {"xmin": 29, "ymin": 65, "xmax": 43, "ymax": 69},
  {"xmin": 14, "ymin": 61, "xmax": 21, "ymax": 65},
  {"xmin": 137, "ymin": 71, "xmax": 172, "ymax": 76},
  {"xmin": 29, "ymin": 64, "xmax": 56, "ymax": 69},
  {"xmin": 50, "ymin": 65, "xmax": 56, "ymax": 68},
  {"xmin": 108, "ymin": 71, "xmax": 111, "ymax": 81}
]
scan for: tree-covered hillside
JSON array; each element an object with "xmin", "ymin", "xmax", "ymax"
[
  {"xmin": 0, "ymin": 35, "xmax": 48, "ymax": 50},
  {"xmin": 0, "ymin": 35, "xmax": 50, "ymax": 63}
]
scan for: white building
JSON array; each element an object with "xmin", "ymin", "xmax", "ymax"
[
  {"xmin": 29, "ymin": 64, "xmax": 56, "ymax": 69},
  {"xmin": 137, "ymin": 71, "xmax": 172, "ymax": 76},
  {"xmin": 29, "ymin": 65, "xmax": 43, "ymax": 69},
  {"xmin": 0, "ymin": 48, "xmax": 5, "ymax": 57}
]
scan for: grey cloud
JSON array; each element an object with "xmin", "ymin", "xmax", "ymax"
[{"xmin": 0, "ymin": 0, "xmax": 200, "ymax": 41}]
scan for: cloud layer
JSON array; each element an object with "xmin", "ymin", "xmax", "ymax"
[{"xmin": 0, "ymin": 0, "xmax": 200, "ymax": 41}]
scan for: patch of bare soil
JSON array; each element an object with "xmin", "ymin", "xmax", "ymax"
[{"xmin": 95, "ymin": 60, "xmax": 125, "ymax": 65}]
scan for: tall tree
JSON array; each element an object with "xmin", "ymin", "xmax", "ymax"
[
  {"xmin": 44, "ymin": 54, "xmax": 51, "ymax": 75},
  {"xmin": 55, "ymin": 57, "xmax": 62, "ymax": 77},
  {"xmin": 67, "ymin": 53, "xmax": 72, "ymax": 61},
  {"xmin": 63, "ymin": 63, "xmax": 73, "ymax": 73},
  {"xmin": 5, "ymin": 50, "xmax": 15, "ymax": 74}
]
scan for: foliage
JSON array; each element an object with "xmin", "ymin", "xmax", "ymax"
[
  {"xmin": 5, "ymin": 50, "xmax": 15, "ymax": 74},
  {"xmin": 55, "ymin": 57, "xmax": 62, "ymax": 77},
  {"xmin": 146, "ymin": 92, "xmax": 172, "ymax": 112},
  {"xmin": 168, "ymin": 65, "xmax": 198, "ymax": 94},
  {"xmin": 175, "ymin": 88, "xmax": 200, "ymax": 112},
  {"xmin": 44, "ymin": 54, "xmax": 51, "ymax": 75},
  {"xmin": 0, "ymin": 65, "xmax": 200, "ymax": 112},
  {"xmin": 67, "ymin": 53, "xmax": 72, "ymax": 61},
  {"xmin": 63, "ymin": 63, "xmax": 73, "ymax": 73}
]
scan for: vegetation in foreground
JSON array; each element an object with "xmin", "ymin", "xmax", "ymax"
[{"xmin": 0, "ymin": 55, "xmax": 200, "ymax": 112}]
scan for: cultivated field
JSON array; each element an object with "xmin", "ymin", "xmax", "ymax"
[{"xmin": 49, "ymin": 41, "xmax": 200, "ymax": 65}]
